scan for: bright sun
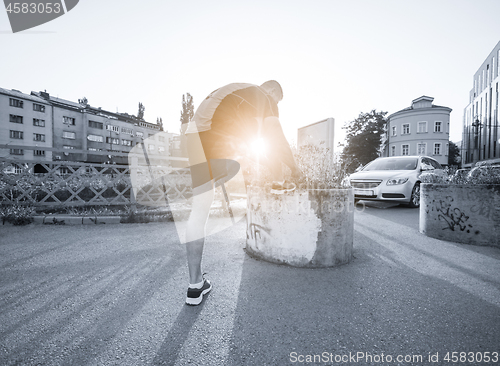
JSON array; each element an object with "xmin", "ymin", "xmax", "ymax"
[{"xmin": 250, "ymin": 138, "xmax": 267, "ymax": 157}]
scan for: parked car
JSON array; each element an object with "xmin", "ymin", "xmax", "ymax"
[{"xmin": 348, "ymin": 156, "xmax": 446, "ymax": 208}]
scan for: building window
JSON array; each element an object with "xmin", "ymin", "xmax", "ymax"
[
  {"xmin": 417, "ymin": 143, "xmax": 426, "ymax": 155},
  {"xmin": 63, "ymin": 116, "xmax": 76, "ymax": 125},
  {"xmin": 63, "ymin": 145, "xmax": 75, "ymax": 150},
  {"xmin": 9, "ymin": 98, "xmax": 23, "ymax": 108},
  {"xmin": 434, "ymin": 143, "xmax": 441, "ymax": 155},
  {"xmin": 391, "ymin": 126, "xmax": 397, "ymax": 136},
  {"xmin": 33, "ymin": 103, "xmax": 45, "ymax": 112},
  {"xmin": 136, "ymin": 131, "xmax": 144, "ymax": 138},
  {"xmin": 106, "ymin": 124, "xmax": 120, "ymax": 133},
  {"xmin": 88, "ymin": 147, "xmax": 98, "ymax": 151},
  {"xmin": 417, "ymin": 121, "xmax": 427, "ymax": 133},
  {"xmin": 33, "ymin": 133, "xmax": 45, "ymax": 142},
  {"xmin": 121, "ymin": 127, "xmax": 134, "ymax": 135},
  {"xmin": 9, "ymin": 149, "xmax": 24, "ymax": 155},
  {"xmin": 434, "ymin": 121, "xmax": 442, "ymax": 132},
  {"xmin": 62, "ymin": 131, "xmax": 76, "ymax": 139},
  {"xmin": 10, "ymin": 130, "xmax": 23, "ymax": 139},
  {"xmin": 158, "ymin": 146, "xmax": 165, "ymax": 153},
  {"xmin": 158, "ymin": 135, "xmax": 165, "ymax": 142},
  {"xmin": 87, "ymin": 134, "xmax": 104, "ymax": 142},
  {"xmin": 9, "ymin": 114, "xmax": 23, "ymax": 124},
  {"xmin": 402, "ymin": 124, "xmax": 410, "ymax": 135},
  {"xmin": 88, "ymin": 120, "xmax": 104, "ymax": 129},
  {"xmin": 33, "ymin": 118, "xmax": 45, "ymax": 127},
  {"xmin": 122, "ymin": 139, "xmax": 132, "ymax": 147},
  {"xmin": 34, "ymin": 150, "xmax": 45, "ymax": 156},
  {"xmin": 402, "ymin": 144, "xmax": 409, "ymax": 156},
  {"xmin": 106, "ymin": 137, "xmax": 119, "ymax": 145},
  {"xmin": 391, "ymin": 146, "xmax": 396, "ymax": 156},
  {"xmin": 148, "ymin": 144, "xmax": 155, "ymax": 152}
]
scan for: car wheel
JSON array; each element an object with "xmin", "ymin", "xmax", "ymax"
[{"xmin": 408, "ymin": 182, "xmax": 420, "ymax": 208}]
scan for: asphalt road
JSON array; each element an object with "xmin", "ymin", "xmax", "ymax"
[{"xmin": 0, "ymin": 203, "xmax": 499, "ymax": 366}]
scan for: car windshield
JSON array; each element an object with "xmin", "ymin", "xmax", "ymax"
[{"xmin": 363, "ymin": 158, "xmax": 418, "ymax": 171}]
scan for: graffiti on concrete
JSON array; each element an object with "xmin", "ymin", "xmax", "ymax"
[
  {"xmin": 433, "ymin": 196, "xmax": 475, "ymax": 233},
  {"xmin": 247, "ymin": 223, "xmax": 272, "ymax": 240},
  {"xmin": 246, "ymin": 199, "xmax": 272, "ymax": 242}
]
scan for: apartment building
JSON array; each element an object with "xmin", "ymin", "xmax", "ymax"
[
  {"xmin": 0, "ymin": 87, "xmax": 53, "ymax": 161},
  {"xmin": 384, "ymin": 96, "xmax": 452, "ymax": 166},
  {"xmin": 462, "ymin": 40, "xmax": 500, "ymax": 167},
  {"xmin": 1, "ymin": 87, "xmax": 175, "ymax": 165}
]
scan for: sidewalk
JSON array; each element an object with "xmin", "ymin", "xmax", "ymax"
[{"xmin": 0, "ymin": 209, "xmax": 499, "ymax": 365}]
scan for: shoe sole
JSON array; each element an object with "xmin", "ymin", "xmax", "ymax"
[{"xmin": 185, "ymin": 284, "xmax": 212, "ymax": 306}]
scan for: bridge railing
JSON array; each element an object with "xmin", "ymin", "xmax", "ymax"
[{"xmin": 0, "ymin": 156, "xmax": 192, "ymax": 208}]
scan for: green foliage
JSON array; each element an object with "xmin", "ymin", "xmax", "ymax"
[
  {"xmin": 422, "ymin": 165, "xmax": 500, "ymax": 185},
  {"xmin": 157, "ymin": 117, "xmax": 164, "ymax": 131},
  {"xmin": 244, "ymin": 144, "xmax": 351, "ymax": 189},
  {"xmin": 448, "ymin": 141, "xmax": 461, "ymax": 167},
  {"xmin": 0, "ymin": 204, "xmax": 34, "ymax": 225},
  {"xmin": 341, "ymin": 110, "xmax": 387, "ymax": 173},
  {"xmin": 137, "ymin": 102, "xmax": 145, "ymax": 120},
  {"xmin": 180, "ymin": 93, "xmax": 194, "ymax": 128},
  {"xmin": 292, "ymin": 145, "xmax": 350, "ymax": 189}
]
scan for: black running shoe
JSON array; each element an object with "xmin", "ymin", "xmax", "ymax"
[
  {"xmin": 270, "ymin": 181, "xmax": 296, "ymax": 195},
  {"xmin": 186, "ymin": 278, "xmax": 212, "ymax": 306}
]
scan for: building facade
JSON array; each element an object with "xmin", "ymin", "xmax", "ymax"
[
  {"xmin": 0, "ymin": 87, "xmax": 53, "ymax": 161},
  {"xmin": 297, "ymin": 118, "xmax": 335, "ymax": 154},
  {"xmin": 462, "ymin": 40, "xmax": 500, "ymax": 167},
  {"xmin": 1, "ymin": 87, "xmax": 176, "ymax": 165},
  {"xmin": 384, "ymin": 96, "xmax": 451, "ymax": 166}
]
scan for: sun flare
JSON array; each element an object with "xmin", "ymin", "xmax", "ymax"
[{"xmin": 250, "ymin": 138, "xmax": 267, "ymax": 157}]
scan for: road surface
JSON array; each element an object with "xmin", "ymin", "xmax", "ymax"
[{"xmin": 0, "ymin": 202, "xmax": 499, "ymax": 365}]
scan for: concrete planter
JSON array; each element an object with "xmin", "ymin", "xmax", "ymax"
[
  {"xmin": 419, "ymin": 183, "xmax": 500, "ymax": 248},
  {"xmin": 246, "ymin": 186, "xmax": 354, "ymax": 267}
]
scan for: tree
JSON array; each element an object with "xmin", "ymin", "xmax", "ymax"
[
  {"xmin": 448, "ymin": 141, "xmax": 461, "ymax": 167},
  {"xmin": 341, "ymin": 110, "xmax": 387, "ymax": 173},
  {"xmin": 180, "ymin": 93, "xmax": 194, "ymax": 133},
  {"xmin": 137, "ymin": 102, "xmax": 145, "ymax": 120},
  {"xmin": 156, "ymin": 117, "xmax": 164, "ymax": 131}
]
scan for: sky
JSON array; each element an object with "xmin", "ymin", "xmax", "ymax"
[{"xmin": 1, "ymin": 0, "xmax": 500, "ymax": 147}]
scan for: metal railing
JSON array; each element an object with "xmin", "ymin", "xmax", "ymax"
[{"xmin": 0, "ymin": 157, "xmax": 192, "ymax": 208}]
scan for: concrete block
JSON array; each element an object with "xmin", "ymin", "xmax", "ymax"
[
  {"xmin": 420, "ymin": 183, "xmax": 500, "ymax": 247},
  {"xmin": 246, "ymin": 187, "xmax": 354, "ymax": 267}
]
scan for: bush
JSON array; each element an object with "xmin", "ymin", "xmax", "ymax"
[
  {"xmin": 425, "ymin": 165, "xmax": 500, "ymax": 185},
  {"xmin": 244, "ymin": 144, "xmax": 350, "ymax": 189},
  {"xmin": 0, "ymin": 204, "xmax": 34, "ymax": 225}
]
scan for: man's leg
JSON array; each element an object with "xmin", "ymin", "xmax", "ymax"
[{"xmin": 185, "ymin": 180, "xmax": 213, "ymax": 285}]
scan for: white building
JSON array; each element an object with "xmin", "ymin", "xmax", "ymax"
[{"xmin": 385, "ymin": 96, "xmax": 452, "ymax": 166}]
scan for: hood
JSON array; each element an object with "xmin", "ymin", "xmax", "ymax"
[{"xmin": 349, "ymin": 169, "xmax": 417, "ymax": 180}]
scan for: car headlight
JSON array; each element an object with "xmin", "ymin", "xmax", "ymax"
[{"xmin": 386, "ymin": 177, "xmax": 409, "ymax": 185}]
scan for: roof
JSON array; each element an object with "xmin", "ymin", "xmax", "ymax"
[
  {"xmin": 388, "ymin": 103, "xmax": 452, "ymax": 119},
  {"xmin": 31, "ymin": 91, "xmax": 82, "ymax": 109},
  {"xmin": 0, "ymin": 87, "xmax": 49, "ymax": 104},
  {"xmin": 411, "ymin": 95, "xmax": 434, "ymax": 104}
]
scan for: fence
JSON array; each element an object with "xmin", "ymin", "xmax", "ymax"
[{"xmin": 0, "ymin": 157, "xmax": 192, "ymax": 208}]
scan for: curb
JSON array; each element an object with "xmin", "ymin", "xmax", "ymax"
[{"xmin": 34, "ymin": 215, "xmax": 122, "ymax": 225}]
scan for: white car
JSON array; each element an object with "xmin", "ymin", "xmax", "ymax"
[{"xmin": 348, "ymin": 156, "xmax": 446, "ymax": 208}]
